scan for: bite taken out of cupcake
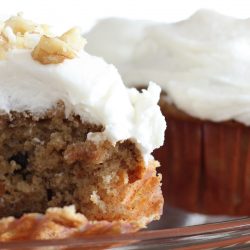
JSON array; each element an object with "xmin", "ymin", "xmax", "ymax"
[
  {"xmin": 86, "ymin": 9, "xmax": 250, "ymax": 215},
  {"xmin": 0, "ymin": 14, "xmax": 166, "ymax": 241}
]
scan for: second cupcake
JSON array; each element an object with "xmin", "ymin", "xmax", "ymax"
[{"xmin": 86, "ymin": 10, "xmax": 250, "ymax": 215}]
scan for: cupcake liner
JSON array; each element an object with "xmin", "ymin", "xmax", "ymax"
[
  {"xmin": 154, "ymin": 117, "xmax": 202, "ymax": 212},
  {"xmin": 202, "ymin": 122, "xmax": 249, "ymax": 214},
  {"xmin": 157, "ymin": 99, "xmax": 250, "ymax": 215}
]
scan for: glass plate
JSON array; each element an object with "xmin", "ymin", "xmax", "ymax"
[{"xmin": 1, "ymin": 206, "xmax": 250, "ymax": 250}]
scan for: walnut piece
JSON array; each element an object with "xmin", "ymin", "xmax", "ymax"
[
  {"xmin": 31, "ymin": 36, "xmax": 76, "ymax": 64},
  {"xmin": 0, "ymin": 14, "xmax": 86, "ymax": 63},
  {"xmin": 32, "ymin": 27, "xmax": 86, "ymax": 65},
  {"xmin": 0, "ymin": 14, "xmax": 52, "ymax": 60},
  {"xmin": 5, "ymin": 15, "xmax": 37, "ymax": 35},
  {"xmin": 60, "ymin": 27, "xmax": 87, "ymax": 51}
]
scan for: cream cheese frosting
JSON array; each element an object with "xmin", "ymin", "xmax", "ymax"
[
  {"xmin": 86, "ymin": 10, "xmax": 250, "ymax": 125},
  {"xmin": 0, "ymin": 15, "xmax": 166, "ymax": 161}
]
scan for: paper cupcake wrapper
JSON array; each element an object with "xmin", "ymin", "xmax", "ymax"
[{"xmin": 154, "ymin": 115, "xmax": 250, "ymax": 215}]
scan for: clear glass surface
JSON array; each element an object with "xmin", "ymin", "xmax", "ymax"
[{"xmin": 1, "ymin": 206, "xmax": 250, "ymax": 250}]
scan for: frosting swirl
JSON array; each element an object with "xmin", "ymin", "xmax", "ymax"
[
  {"xmin": 86, "ymin": 10, "xmax": 250, "ymax": 125},
  {"xmin": 0, "ymin": 15, "xmax": 166, "ymax": 161}
]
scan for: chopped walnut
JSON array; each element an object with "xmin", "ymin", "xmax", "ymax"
[
  {"xmin": 2, "ymin": 26, "xmax": 16, "ymax": 44},
  {"xmin": 5, "ymin": 15, "xmax": 37, "ymax": 35},
  {"xmin": 0, "ymin": 14, "xmax": 51, "ymax": 59},
  {"xmin": 0, "ymin": 14, "xmax": 86, "ymax": 63},
  {"xmin": 31, "ymin": 36, "xmax": 76, "ymax": 64},
  {"xmin": 32, "ymin": 27, "xmax": 86, "ymax": 64},
  {"xmin": 60, "ymin": 27, "xmax": 87, "ymax": 51}
]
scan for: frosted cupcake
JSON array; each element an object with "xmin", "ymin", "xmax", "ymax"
[
  {"xmin": 0, "ymin": 15, "xmax": 166, "ymax": 241},
  {"xmin": 86, "ymin": 10, "xmax": 250, "ymax": 215}
]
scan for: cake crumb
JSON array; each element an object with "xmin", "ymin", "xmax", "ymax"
[
  {"xmin": 90, "ymin": 191, "xmax": 107, "ymax": 213},
  {"xmin": 0, "ymin": 106, "xmax": 162, "ymax": 227}
]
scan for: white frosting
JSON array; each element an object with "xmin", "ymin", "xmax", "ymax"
[
  {"xmin": 0, "ymin": 47, "xmax": 166, "ymax": 160},
  {"xmin": 85, "ymin": 18, "xmax": 151, "ymax": 66},
  {"xmin": 86, "ymin": 10, "xmax": 250, "ymax": 125}
]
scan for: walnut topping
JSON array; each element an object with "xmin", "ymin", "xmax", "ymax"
[
  {"xmin": 0, "ymin": 14, "xmax": 86, "ymax": 64},
  {"xmin": 0, "ymin": 14, "xmax": 51, "ymax": 59},
  {"xmin": 32, "ymin": 28, "xmax": 86, "ymax": 64},
  {"xmin": 31, "ymin": 36, "xmax": 76, "ymax": 64},
  {"xmin": 5, "ymin": 15, "xmax": 38, "ymax": 35},
  {"xmin": 60, "ymin": 27, "xmax": 86, "ymax": 51}
]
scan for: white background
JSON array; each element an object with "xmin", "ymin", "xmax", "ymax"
[{"xmin": 1, "ymin": 0, "xmax": 250, "ymax": 31}]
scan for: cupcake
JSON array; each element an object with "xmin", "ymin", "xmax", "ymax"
[
  {"xmin": 86, "ymin": 10, "xmax": 250, "ymax": 215},
  {"xmin": 0, "ymin": 14, "xmax": 166, "ymax": 241}
]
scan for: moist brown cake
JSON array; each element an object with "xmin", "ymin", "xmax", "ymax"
[
  {"xmin": 0, "ymin": 101, "xmax": 163, "ymax": 227},
  {"xmin": 0, "ymin": 15, "xmax": 166, "ymax": 242}
]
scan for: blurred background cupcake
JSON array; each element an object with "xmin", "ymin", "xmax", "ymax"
[{"xmin": 85, "ymin": 9, "xmax": 250, "ymax": 215}]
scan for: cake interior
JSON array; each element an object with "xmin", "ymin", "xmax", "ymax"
[{"xmin": 0, "ymin": 102, "xmax": 163, "ymax": 226}]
